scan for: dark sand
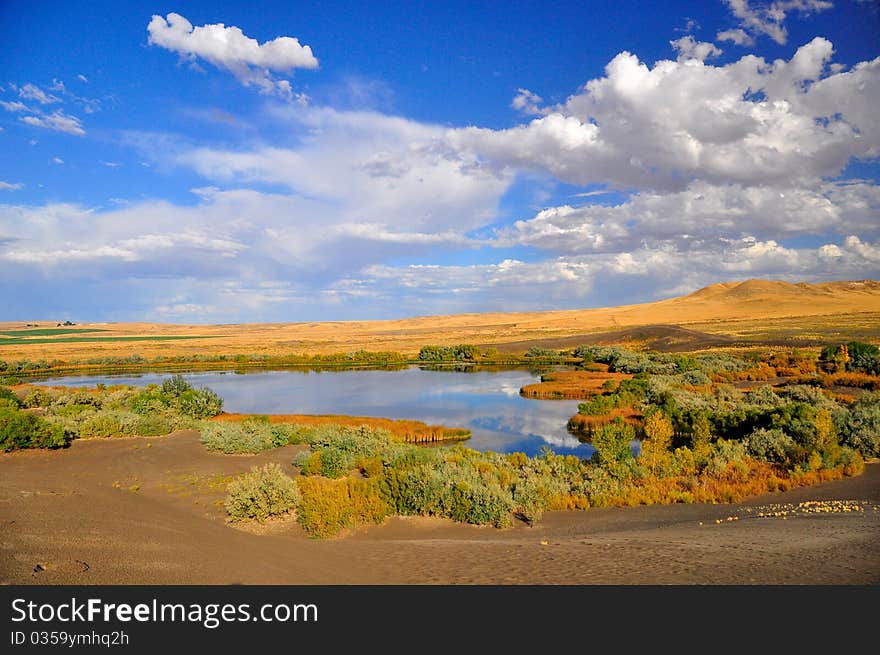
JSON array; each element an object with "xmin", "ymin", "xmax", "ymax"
[{"xmin": 1, "ymin": 431, "xmax": 878, "ymax": 585}]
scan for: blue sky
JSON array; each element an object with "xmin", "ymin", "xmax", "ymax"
[{"xmin": 1, "ymin": 0, "xmax": 878, "ymax": 322}]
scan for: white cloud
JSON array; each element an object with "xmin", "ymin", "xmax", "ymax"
[
  {"xmin": 448, "ymin": 39, "xmax": 879, "ymax": 191},
  {"xmin": 0, "ymin": 182, "xmax": 23, "ymax": 191},
  {"xmin": 717, "ymin": 28, "xmax": 755, "ymax": 46},
  {"xmin": 147, "ymin": 12, "xmax": 318, "ymax": 98},
  {"xmin": 0, "ymin": 112, "xmax": 505, "ymax": 304},
  {"xmin": 18, "ymin": 83, "xmax": 59, "ymax": 104},
  {"xmin": 497, "ymin": 179, "xmax": 880, "ymax": 254},
  {"xmin": 0, "ymin": 100, "xmax": 509, "ymax": 320},
  {"xmin": 77, "ymin": 74, "xmax": 88, "ymax": 83},
  {"xmin": 511, "ymin": 88, "xmax": 547, "ymax": 115},
  {"xmin": 0, "ymin": 199, "xmax": 244, "ymax": 268},
  {"xmin": 322, "ymin": 235, "xmax": 880, "ymax": 315},
  {"xmin": 4, "ymin": 26, "xmax": 875, "ymax": 321},
  {"xmin": 0, "ymin": 100, "xmax": 29, "ymax": 113},
  {"xmin": 170, "ymin": 106, "xmax": 509, "ymax": 241},
  {"xmin": 844, "ymin": 235, "xmax": 880, "ymax": 262},
  {"xmin": 21, "ymin": 110, "xmax": 85, "ymax": 136},
  {"xmin": 670, "ymin": 36, "xmax": 723, "ymax": 62},
  {"xmin": 721, "ymin": 0, "xmax": 833, "ymax": 45},
  {"xmin": 344, "ymin": 257, "xmax": 596, "ymax": 309},
  {"xmin": 51, "ymin": 157, "xmax": 64, "ymax": 164},
  {"xmin": 675, "ymin": 18, "xmax": 701, "ymax": 33}
]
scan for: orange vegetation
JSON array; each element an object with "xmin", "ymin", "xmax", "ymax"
[
  {"xmin": 766, "ymin": 353, "xmax": 817, "ymax": 377},
  {"xmin": 519, "ymin": 369, "xmax": 633, "ymax": 400},
  {"xmin": 817, "ymin": 372, "xmax": 880, "ymax": 391},
  {"xmin": 712, "ymin": 362, "xmax": 778, "ymax": 383},
  {"xmin": 596, "ymin": 460, "xmax": 857, "ymax": 508},
  {"xmin": 566, "ymin": 407, "xmax": 643, "ymax": 435},
  {"xmin": 211, "ymin": 412, "xmax": 470, "ymax": 444}
]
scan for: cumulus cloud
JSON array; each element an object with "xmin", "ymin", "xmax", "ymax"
[
  {"xmin": 5, "ymin": 24, "xmax": 876, "ymax": 321},
  {"xmin": 0, "ymin": 182, "xmax": 23, "ymax": 191},
  {"xmin": 721, "ymin": 0, "xmax": 833, "ymax": 45},
  {"xmin": 497, "ymin": 179, "xmax": 880, "ymax": 254},
  {"xmin": 147, "ymin": 12, "xmax": 318, "ymax": 98},
  {"xmin": 670, "ymin": 36, "xmax": 723, "ymax": 62},
  {"xmin": 448, "ymin": 38, "xmax": 880, "ymax": 191}
]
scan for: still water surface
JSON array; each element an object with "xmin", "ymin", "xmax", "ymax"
[{"xmin": 43, "ymin": 367, "xmax": 592, "ymax": 457}]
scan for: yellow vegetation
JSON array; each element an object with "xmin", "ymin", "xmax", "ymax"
[{"xmin": 212, "ymin": 412, "xmax": 469, "ymax": 443}]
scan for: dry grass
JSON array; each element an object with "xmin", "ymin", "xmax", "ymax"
[
  {"xmin": 2, "ymin": 279, "xmax": 878, "ymax": 362},
  {"xmin": 520, "ymin": 369, "xmax": 633, "ymax": 400},
  {"xmin": 567, "ymin": 407, "xmax": 643, "ymax": 434},
  {"xmin": 211, "ymin": 413, "xmax": 470, "ymax": 443}
]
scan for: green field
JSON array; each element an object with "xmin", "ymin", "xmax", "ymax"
[
  {"xmin": 0, "ymin": 335, "xmax": 216, "ymax": 346},
  {"xmin": 0, "ymin": 328, "xmax": 109, "ymax": 337}
]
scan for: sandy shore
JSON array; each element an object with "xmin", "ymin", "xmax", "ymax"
[{"xmin": 1, "ymin": 431, "xmax": 878, "ymax": 585}]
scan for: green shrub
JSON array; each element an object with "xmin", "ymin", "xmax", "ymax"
[
  {"xmin": 225, "ymin": 463, "xmax": 301, "ymax": 522},
  {"xmin": 270, "ymin": 423, "xmax": 306, "ymax": 445},
  {"xmin": 177, "ymin": 388, "xmax": 223, "ymax": 419},
  {"xmin": 441, "ymin": 479, "xmax": 514, "ymax": 527},
  {"xmin": 512, "ymin": 477, "xmax": 548, "ymax": 525},
  {"xmin": 161, "ymin": 374, "xmax": 192, "ymax": 397},
  {"xmin": 383, "ymin": 463, "xmax": 446, "ymax": 516},
  {"xmin": 836, "ymin": 446, "xmax": 865, "ymax": 477},
  {"xmin": 79, "ymin": 413, "xmax": 123, "ymax": 438},
  {"xmin": 130, "ymin": 389, "xmax": 170, "ymax": 415},
  {"xmin": 0, "ymin": 386, "xmax": 20, "ymax": 408},
  {"xmin": 745, "ymin": 428, "xmax": 795, "ymax": 465},
  {"xmin": 22, "ymin": 388, "xmax": 51, "ymax": 408},
  {"xmin": 524, "ymin": 346, "xmax": 559, "ymax": 359},
  {"xmin": 836, "ymin": 391, "xmax": 880, "ymax": 457},
  {"xmin": 0, "ymin": 404, "xmax": 70, "ymax": 450},
  {"xmin": 417, "ymin": 344, "xmax": 480, "ymax": 362},
  {"xmin": 590, "ymin": 419, "xmax": 636, "ymax": 475},
  {"xmin": 705, "ymin": 439, "xmax": 749, "ymax": 476},
  {"xmin": 314, "ymin": 447, "xmax": 351, "ymax": 478},
  {"xmin": 133, "ymin": 414, "xmax": 173, "ymax": 436},
  {"xmin": 200, "ymin": 420, "xmax": 285, "ymax": 454}
]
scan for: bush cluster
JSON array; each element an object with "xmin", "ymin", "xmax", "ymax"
[
  {"xmin": 5, "ymin": 376, "xmax": 222, "ymax": 448},
  {"xmin": 200, "ymin": 418, "xmax": 293, "ymax": 454},
  {"xmin": 225, "ymin": 463, "xmax": 301, "ymax": 522},
  {"xmin": 417, "ymin": 344, "xmax": 481, "ymax": 362},
  {"xmin": 0, "ymin": 402, "xmax": 71, "ymax": 451}
]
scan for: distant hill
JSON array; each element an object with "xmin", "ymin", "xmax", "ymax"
[
  {"xmin": 681, "ymin": 279, "xmax": 880, "ymax": 302},
  {"xmin": 1, "ymin": 278, "xmax": 879, "ymax": 359}
]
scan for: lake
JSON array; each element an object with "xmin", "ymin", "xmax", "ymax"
[{"xmin": 42, "ymin": 366, "xmax": 598, "ymax": 457}]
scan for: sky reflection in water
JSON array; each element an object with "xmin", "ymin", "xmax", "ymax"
[{"xmin": 44, "ymin": 367, "xmax": 594, "ymax": 457}]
